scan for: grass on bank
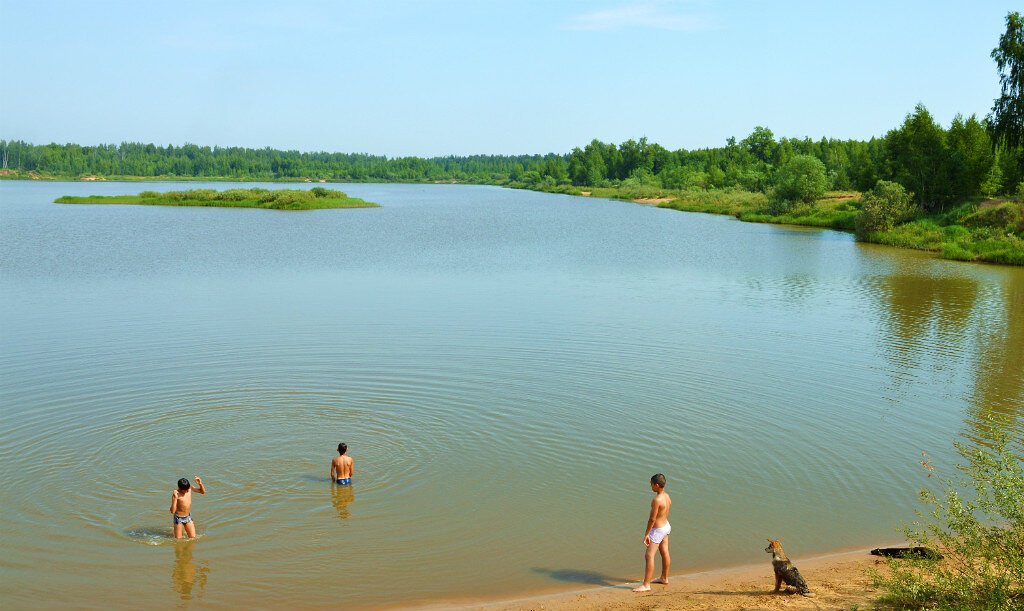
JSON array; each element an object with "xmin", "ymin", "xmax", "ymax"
[
  {"xmin": 55, "ymin": 187, "xmax": 378, "ymax": 210},
  {"xmin": 655, "ymin": 188, "xmax": 860, "ymax": 231},
  {"xmin": 861, "ymin": 199, "xmax": 1024, "ymax": 266}
]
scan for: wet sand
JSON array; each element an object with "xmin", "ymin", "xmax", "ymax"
[{"xmin": 413, "ymin": 547, "xmax": 885, "ymax": 611}]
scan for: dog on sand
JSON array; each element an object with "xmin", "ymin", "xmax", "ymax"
[{"xmin": 765, "ymin": 539, "xmax": 813, "ymax": 596}]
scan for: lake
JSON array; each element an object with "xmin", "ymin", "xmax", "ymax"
[{"xmin": 1, "ymin": 181, "xmax": 1022, "ymax": 609}]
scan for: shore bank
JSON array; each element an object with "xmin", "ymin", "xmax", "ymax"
[
  {"xmin": 410, "ymin": 547, "xmax": 885, "ymax": 610},
  {"xmin": 524, "ymin": 183, "xmax": 1024, "ymax": 267}
]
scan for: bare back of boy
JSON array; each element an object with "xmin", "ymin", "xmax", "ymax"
[
  {"xmin": 651, "ymin": 492, "xmax": 671, "ymax": 530},
  {"xmin": 331, "ymin": 455, "xmax": 353, "ymax": 481}
]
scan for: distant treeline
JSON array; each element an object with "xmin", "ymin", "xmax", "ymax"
[
  {"xmin": 0, "ymin": 140, "xmax": 553, "ymax": 184},
  {"xmin": 2, "ymin": 105, "xmax": 1022, "ymax": 212}
]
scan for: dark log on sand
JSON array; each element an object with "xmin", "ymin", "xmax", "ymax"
[{"xmin": 870, "ymin": 546, "xmax": 943, "ymax": 560}]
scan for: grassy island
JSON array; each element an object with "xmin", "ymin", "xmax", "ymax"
[{"xmin": 54, "ymin": 187, "xmax": 378, "ymax": 210}]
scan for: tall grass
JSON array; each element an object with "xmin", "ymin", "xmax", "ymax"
[{"xmin": 657, "ymin": 188, "xmax": 768, "ymax": 216}]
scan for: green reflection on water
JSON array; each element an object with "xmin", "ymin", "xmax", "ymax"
[{"xmin": 970, "ymin": 271, "xmax": 1024, "ymax": 438}]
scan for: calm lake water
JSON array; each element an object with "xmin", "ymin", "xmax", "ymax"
[{"xmin": 1, "ymin": 181, "xmax": 1022, "ymax": 609}]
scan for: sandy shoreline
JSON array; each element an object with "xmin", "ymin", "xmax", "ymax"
[{"xmin": 405, "ymin": 546, "xmax": 890, "ymax": 610}]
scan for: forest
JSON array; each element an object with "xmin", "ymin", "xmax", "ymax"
[
  {"xmin": 2, "ymin": 107, "xmax": 1019, "ymax": 209},
  {"xmin": 3, "ymin": 106, "xmax": 1020, "ymax": 207}
]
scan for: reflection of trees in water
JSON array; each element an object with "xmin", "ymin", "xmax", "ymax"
[
  {"xmin": 877, "ymin": 267, "xmax": 1024, "ymax": 442},
  {"xmin": 331, "ymin": 484, "xmax": 355, "ymax": 520},
  {"xmin": 171, "ymin": 539, "xmax": 209, "ymax": 602},
  {"xmin": 968, "ymin": 270, "xmax": 1024, "ymax": 439},
  {"xmin": 878, "ymin": 273, "xmax": 978, "ymax": 374}
]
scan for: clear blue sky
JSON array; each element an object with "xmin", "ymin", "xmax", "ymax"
[{"xmin": 0, "ymin": 0, "xmax": 1016, "ymax": 157}]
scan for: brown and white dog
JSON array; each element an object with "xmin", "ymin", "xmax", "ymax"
[{"xmin": 764, "ymin": 539, "xmax": 813, "ymax": 596}]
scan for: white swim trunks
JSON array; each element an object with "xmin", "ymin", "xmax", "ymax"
[{"xmin": 648, "ymin": 522, "xmax": 671, "ymax": 544}]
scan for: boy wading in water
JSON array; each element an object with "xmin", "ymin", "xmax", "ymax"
[
  {"xmin": 331, "ymin": 443, "xmax": 354, "ymax": 485},
  {"xmin": 170, "ymin": 477, "xmax": 206, "ymax": 539},
  {"xmin": 633, "ymin": 473, "xmax": 671, "ymax": 592}
]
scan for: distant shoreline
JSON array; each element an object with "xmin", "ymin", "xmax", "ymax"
[
  {"xmin": 0, "ymin": 171, "xmax": 471, "ymax": 185},
  {"xmin": 11, "ymin": 176, "xmax": 1022, "ymax": 267}
]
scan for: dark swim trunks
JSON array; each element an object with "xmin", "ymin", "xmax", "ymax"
[
  {"xmin": 335, "ymin": 478, "xmax": 351, "ymax": 485},
  {"xmin": 173, "ymin": 513, "xmax": 192, "ymax": 525}
]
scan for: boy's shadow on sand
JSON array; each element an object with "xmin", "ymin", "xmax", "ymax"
[{"xmin": 531, "ymin": 568, "xmax": 633, "ymax": 589}]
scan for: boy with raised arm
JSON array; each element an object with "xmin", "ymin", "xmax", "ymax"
[
  {"xmin": 633, "ymin": 473, "xmax": 671, "ymax": 592},
  {"xmin": 331, "ymin": 443, "xmax": 354, "ymax": 485},
  {"xmin": 170, "ymin": 476, "xmax": 206, "ymax": 539}
]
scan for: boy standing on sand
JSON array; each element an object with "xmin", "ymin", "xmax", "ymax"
[
  {"xmin": 170, "ymin": 477, "xmax": 207, "ymax": 539},
  {"xmin": 331, "ymin": 443, "xmax": 354, "ymax": 485},
  {"xmin": 633, "ymin": 473, "xmax": 671, "ymax": 592}
]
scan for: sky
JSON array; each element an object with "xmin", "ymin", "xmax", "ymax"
[{"xmin": 0, "ymin": 0, "xmax": 1018, "ymax": 157}]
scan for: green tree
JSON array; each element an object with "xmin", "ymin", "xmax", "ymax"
[
  {"xmin": 885, "ymin": 104, "xmax": 950, "ymax": 211},
  {"xmin": 946, "ymin": 114, "xmax": 994, "ymax": 199},
  {"xmin": 706, "ymin": 163, "xmax": 726, "ymax": 188},
  {"xmin": 742, "ymin": 126, "xmax": 777, "ymax": 164},
  {"xmin": 509, "ymin": 163, "xmax": 524, "ymax": 182},
  {"xmin": 989, "ymin": 12, "xmax": 1024, "ymax": 149},
  {"xmin": 855, "ymin": 180, "xmax": 915, "ymax": 238},
  {"xmin": 660, "ymin": 166, "xmax": 706, "ymax": 190},
  {"xmin": 981, "ymin": 155, "xmax": 1005, "ymax": 197},
  {"xmin": 771, "ymin": 154, "xmax": 828, "ymax": 205},
  {"xmin": 583, "ymin": 147, "xmax": 607, "ymax": 186},
  {"xmin": 619, "ymin": 168, "xmax": 662, "ymax": 199},
  {"xmin": 567, "ymin": 149, "xmax": 586, "ymax": 185}
]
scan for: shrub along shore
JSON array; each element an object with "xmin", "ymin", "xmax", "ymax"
[
  {"xmin": 520, "ymin": 182, "xmax": 1024, "ymax": 266},
  {"xmin": 55, "ymin": 187, "xmax": 378, "ymax": 210}
]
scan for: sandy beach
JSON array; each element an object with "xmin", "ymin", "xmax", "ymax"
[{"xmin": 415, "ymin": 547, "xmax": 885, "ymax": 611}]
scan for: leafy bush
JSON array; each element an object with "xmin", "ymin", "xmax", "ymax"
[
  {"xmin": 738, "ymin": 169, "xmax": 768, "ymax": 193},
  {"xmin": 855, "ymin": 180, "xmax": 916, "ymax": 238},
  {"xmin": 770, "ymin": 155, "xmax": 828, "ymax": 209},
  {"xmin": 660, "ymin": 166, "xmax": 706, "ymax": 190},
  {"xmin": 186, "ymin": 189, "xmax": 217, "ymax": 201},
  {"xmin": 310, "ymin": 187, "xmax": 329, "ymax": 198},
  {"xmin": 138, "ymin": 191, "xmax": 160, "ymax": 198},
  {"xmin": 269, "ymin": 190, "xmax": 313, "ymax": 206},
  {"xmin": 871, "ymin": 418, "xmax": 1024, "ymax": 609},
  {"xmin": 521, "ymin": 170, "xmax": 543, "ymax": 186},
  {"xmin": 164, "ymin": 191, "xmax": 187, "ymax": 201},
  {"xmin": 215, "ymin": 189, "xmax": 250, "ymax": 201}
]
